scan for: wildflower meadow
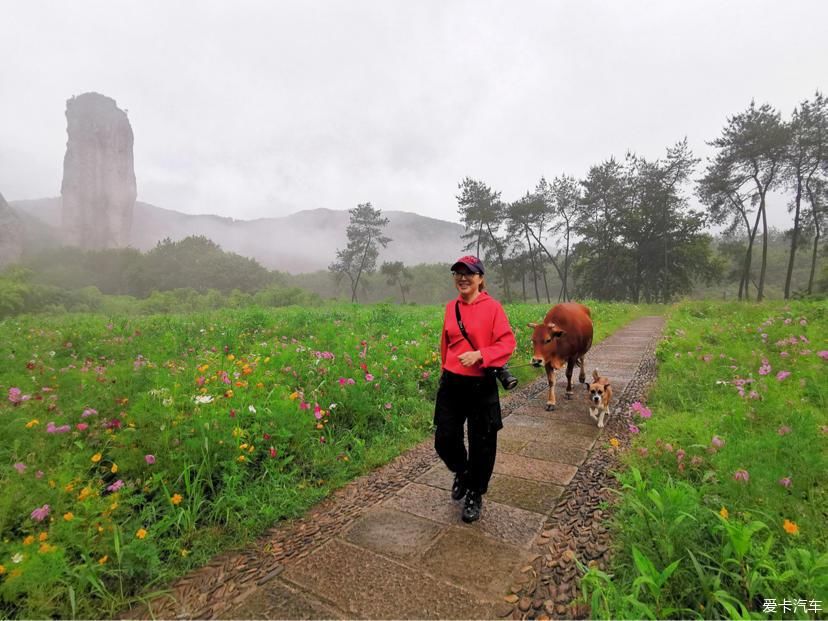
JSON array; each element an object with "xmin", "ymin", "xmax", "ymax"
[
  {"xmin": 0, "ymin": 301, "xmax": 645, "ymax": 618},
  {"xmin": 580, "ymin": 301, "xmax": 828, "ymax": 619}
]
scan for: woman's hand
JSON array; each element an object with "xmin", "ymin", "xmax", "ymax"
[{"xmin": 458, "ymin": 350, "xmax": 483, "ymax": 367}]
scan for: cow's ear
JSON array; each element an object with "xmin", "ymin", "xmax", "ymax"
[
  {"xmin": 552, "ymin": 329, "xmax": 566, "ymax": 338},
  {"xmin": 527, "ymin": 322, "xmax": 538, "ymax": 329}
]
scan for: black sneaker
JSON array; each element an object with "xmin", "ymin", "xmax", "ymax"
[
  {"xmin": 451, "ymin": 473, "xmax": 467, "ymax": 501},
  {"xmin": 462, "ymin": 491, "xmax": 482, "ymax": 523}
]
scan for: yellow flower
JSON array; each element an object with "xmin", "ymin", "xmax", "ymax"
[
  {"xmin": 171, "ymin": 493, "xmax": 183, "ymax": 505},
  {"xmin": 98, "ymin": 555, "xmax": 108, "ymax": 565},
  {"xmin": 0, "ymin": 565, "xmax": 5, "ymax": 574},
  {"xmin": 63, "ymin": 512, "xmax": 74, "ymax": 522},
  {"xmin": 78, "ymin": 487, "xmax": 93, "ymax": 501},
  {"xmin": 91, "ymin": 453, "xmax": 102, "ymax": 463},
  {"xmin": 23, "ymin": 535, "xmax": 35, "ymax": 546},
  {"xmin": 609, "ymin": 437, "xmax": 620, "ymax": 448},
  {"xmin": 38, "ymin": 543, "xmax": 56, "ymax": 554},
  {"xmin": 239, "ymin": 443, "xmax": 249, "ymax": 450},
  {"xmin": 38, "ymin": 532, "xmax": 48, "ymax": 542},
  {"xmin": 227, "ymin": 354, "xmax": 235, "ymax": 361},
  {"xmin": 180, "ymin": 548, "xmax": 190, "ymax": 557},
  {"xmin": 719, "ymin": 507, "xmax": 729, "ymax": 520},
  {"xmin": 289, "ymin": 391, "xmax": 300, "ymax": 401},
  {"xmin": 783, "ymin": 519, "xmax": 799, "ymax": 535},
  {"xmin": 263, "ymin": 357, "xmax": 270, "ymax": 363},
  {"xmin": 237, "ymin": 455, "xmax": 246, "ymax": 462},
  {"xmin": 110, "ymin": 463, "xmax": 119, "ymax": 474},
  {"xmin": 135, "ymin": 528, "xmax": 148, "ymax": 540},
  {"xmin": 225, "ymin": 389, "xmax": 234, "ymax": 398},
  {"xmin": 256, "ymin": 382, "xmax": 264, "ymax": 389},
  {"xmin": 64, "ymin": 482, "xmax": 75, "ymax": 493},
  {"xmin": 25, "ymin": 419, "xmax": 39, "ymax": 428}
]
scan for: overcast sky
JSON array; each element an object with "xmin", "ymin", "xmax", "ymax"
[{"xmin": 1, "ymin": 0, "xmax": 826, "ymax": 228}]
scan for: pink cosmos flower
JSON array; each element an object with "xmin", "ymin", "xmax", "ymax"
[
  {"xmin": 313, "ymin": 404, "xmax": 323, "ymax": 420},
  {"xmin": 13, "ymin": 462, "xmax": 26, "ymax": 474},
  {"xmin": 777, "ymin": 425, "xmax": 791, "ymax": 435},
  {"xmin": 758, "ymin": 359, "xmax": 771, "ymax": 376},
  {"xmin": 384, "ymin": 402, "xmax": 393, "ymax": 410},
  {"xmin": 818, "ymin": 351, "xmax": 828, "ymax": 361},
  {"xmin": 145, "ymin": 454, "xmax": 156, "ymax": 465},
  {"xmin": 8, "ymin": 387, "xmax": 29, "ymax": 405},
  {"xmin": 422, "ymin": 372, "xmax": 430, "ymax": 380},
  {"xmin": 776, "ymin": 370, "xmax": 791, "ymax": 381},
  {"xmin": 711, "ymin": 435, "xmax": 725, "ymax": 448},
  {"xmin": 35, "ymin": 470, "xmax": 44, "ymax": 479},
  {"xmin": 365, "ymin": 373, "xmax": 375, "ymax": 382},
  {"xmin": 691, "ymin": 456, "xmax": 703, "ymax": 466},
  {"xmin": 637, "ymin": 447, "xmax": 649, "ymax": 457},
  {"xmin": 76, "ymin": 423, "xmax": 89, "ymax": 431},
  {"xmin": 676, "ymin": 449, "xmax": 686, "ymax": 462},
  {"xmin": 338, "ymin": 377, "xmax": 347, "ymax": 386},
  {"xmin": 733, "ymin": 469, "xmax": 750, "ymax": 483},
  {"xmin": 81, "ymin": 408, "xmax": 98, "ymax": 418},
  {"xmin": 631, "ymin": 401, "xmax": 652, "ymax": 419},
  {"xmin": 778, "ymin": 477, "xmax": 792, "ymax": 488},
  {"xmin": 800, "ymin": 319, "xmax": 807, "ymax": 326},
  {"xmin": 299, "ymin": 401, "xmax": 310, "ymax": 410},
  {"xmin": 780, "ymin": 351, "xmax": 789, "ymax": 358},
  {"xmin": 628, "ymin": 424, "xmax": 640, "ymax": 434},
  {"xmin": 31, "ymin": 504, "xmax": 50, "ymax": 522},
  {"xmin": 107, "ymin": 479, "xmax": 124, "ymax": 492},
  {"xmin": 46, "ymin": 422, "xmax": 71, "ymax": 434},
  {"xmin": 196, "ymin": 376, "xmax": 206, "ymax": 387}
]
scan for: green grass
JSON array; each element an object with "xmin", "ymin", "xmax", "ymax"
[
  {"xmin": 0, "ymin": 300, "xmax": 648, "ymax": 619},
  {"xmin": 581, "ymin": 300, "xmax": 828, "ymax": 619}
]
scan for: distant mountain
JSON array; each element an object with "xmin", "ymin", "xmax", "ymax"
[{"xmin": 9, "ymin": 198, "xmax": 466, "ymax": 273}]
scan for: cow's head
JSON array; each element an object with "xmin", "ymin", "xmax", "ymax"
[{"xmin": 528, "ymin": 321, "xmax": 567, "ymax": 369}]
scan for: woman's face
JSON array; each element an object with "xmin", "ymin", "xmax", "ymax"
[{"xmin": 453, "ymin": 269, "xmax": 481, "ymax": 296}]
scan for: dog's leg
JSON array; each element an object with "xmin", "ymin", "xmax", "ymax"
[
  {"xmin": 565, "ymin": 358, "xmax": 574, "ymax": 400},
  {"xmin": 589, "ymin": 407, "xmax": 598, "ymax": 421},
  {"xmin": 545, "ymin": 364, "xmax": 556, "ymax": 411},
  {"xmin": 597, "ymin": 407, "xmax": 606, "ymax": 428}
]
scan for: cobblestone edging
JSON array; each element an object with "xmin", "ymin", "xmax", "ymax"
[
  {"xmin": 122, "ymin": 353, "xmax": 546, "ymax": 619},
  {"xmin": 493, "ymin": 319, "xmax": 664, "ymax": 620}
]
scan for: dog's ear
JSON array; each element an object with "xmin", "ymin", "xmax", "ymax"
[{"xmin": 603, "ymin": 382, "xmax": 611, "ymax": 390}]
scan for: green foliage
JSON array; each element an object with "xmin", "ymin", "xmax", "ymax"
[
  {"xmin": 580, "ymin": 300, "xmax": 828, "ymax": 619},
  {"xmin": 329, "ymin": 203, "xmax": 391, "ymax": 303}
]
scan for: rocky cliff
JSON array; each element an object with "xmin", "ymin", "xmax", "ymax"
[
  {"xmin": 0, "ymin": 191, "xmax": 22, "ymax": 266},
  {"xmin": 60, "ymin": 92, "xmax": 137, "ymax": 249}
]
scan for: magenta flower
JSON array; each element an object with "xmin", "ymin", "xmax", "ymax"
[
  {"xmin": 145, "ymin": 454, "xmax": 156, "ymax": 465},
  {"xmin": 676, "ymin": 449, "xmax": 686, "ymax": 462},
  {"xmin": 776, "ymin": 370, "xmax": 791, "ymax": 381},
  {"xmin": 313, "ymin": 404, "xmax": 323, "ymax": 420},
  {"xmin": 758, "ymin": 359, "xmax": 771, "ymax": 376},
  {"xmin": 8, "ymin": 387, "xmax": 23, "ymax": 404},
  {"xmin": 196, "ymin": 376, "xmax": 206, "ymax": 387},
  {"xmin": 338, "ymin": 377, "xmax": 347, "ymax": 386},
  {"xmin": 777, "ymin": 425, "xmax": 791, "ymax": 435},
  {"xmin": 733, "ymin": 469, "xmax": 750, "ymax": 483},
  {"xmin": 422, "ymin": 371, "xmax": 430, "ymax": 380},
  {"xmin": 384, "ymin": 402, "xmax": 393, "ymax": 410},
  {"xmin": 13, "ymin": 462, "xmax": 26, "ymax": 474},
  {"xmin": 46, "ymin": 422, "xmax": 71, "ymax": 434},
  {"xmin": 365, "ymin": 373, "xmax": 375, "ymax": 382},
  {"xmin": 76, "ymin": 423, "xmax": 89, "ymax": 431},
  {"xmin": 81, "ymin": 408, "xmax": 98, "ymax": 418},
  {"xmin": 628, "ymin": 424, "xmax": 640, "ymax": 434},
  {"xmin": 631, "ymin": 401, "xmax": 652, "ymax": 419},
  {"xmin": 31, "ymin": 504, "xmax": 50, "ymax": 522},
  {"xmin": 800, "ymin": 319, "xmax": 807, "ymax": 326},
  {"xmin": 818, "ymin": 350, "xmax": 828, "ymax": 361},
  {"xmin": 106, "ymin": 479, "xmax": 124, "ymax": 492},
  {"xmin": 299, "ymin": 401, "xmax": 310, "ymax": 410},
  {"xmin": 778, "ymin": 477, "xmax": 792, "ymax": 489},
  {"xmin": 711, "ymin": 435, "xmax": 725, "ymax": 448},
  {"xmin": 35, "ymin": 470, "xmax": 44, "ymax": 479}
]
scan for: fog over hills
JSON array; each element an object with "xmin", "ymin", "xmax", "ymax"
[{"xmin": 10, "ymin": 198, "xmax": 466, "ymax": 273}]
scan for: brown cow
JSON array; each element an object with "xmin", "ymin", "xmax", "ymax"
[{"xmin": 528, "ymin": 303, "xmax": 593, "ymax": 411}]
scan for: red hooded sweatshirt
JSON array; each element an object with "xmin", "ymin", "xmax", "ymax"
[{"xmin": 440, "ymin": 291, "xmax": 516, "ymax": 377}]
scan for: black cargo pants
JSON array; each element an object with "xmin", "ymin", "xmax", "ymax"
[{"xmin": 434, "ymin": 370, "xmax": 503, "ymax": 495}]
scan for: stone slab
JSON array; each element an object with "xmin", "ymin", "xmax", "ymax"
[
  {"xmin": 383, "ymin": 482, "xmax": 544, "ymax": 548},
  {"xmin": 343, "ymin": 507, "xmax": 445, "ymax": 561},
  {"xmin": 486, "ymin": 474, "xmax": 565, "ymax": 514},
  {"xmin": 498, "ymin": 424, "xmax": 598, "ymax": 451},
  {"xmin": 415, "ymin": 462, "xmax": 454, "ymax": 490},
  {"xmin": 519, "ymin": 441, "xmax": 589, "ymax": 466},
  {"xmin": 493, "ymin": 452, "xmax": 579, "ymax": 486},
  {"xmin": 282, "ymin": 539, "xmax": 492, "ymax": 619},
  {"xmin": 422, "ymin": 527, "xmax": 528, "ymax": 596},
  {"xmin": 217, "ymin": 578, "xmax": 348, "ymax": 620}
]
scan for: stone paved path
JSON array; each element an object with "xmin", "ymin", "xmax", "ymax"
[{"xmin": 126, "ymin": 316, "xmax": 664, "ymax": 620}]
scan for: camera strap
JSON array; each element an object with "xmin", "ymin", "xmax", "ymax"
[{"xmin": 454, "ymin": 301, "xmax": 477, "ymax": 350}]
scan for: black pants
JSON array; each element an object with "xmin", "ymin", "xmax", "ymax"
[{"xmin": 434, "ymin": 370, "xmax": 503, "ymax": 495}]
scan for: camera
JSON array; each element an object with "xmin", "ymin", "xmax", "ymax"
[{"xmin": 489, "ymin": 365, "xmax": 518, "ymax": 391}]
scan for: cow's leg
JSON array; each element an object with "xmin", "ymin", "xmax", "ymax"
[
  {"xmin": 545, "ymin": 363, "xmax": 557, "ymax": 411},
  {"xmin": 577, "ymin": 355, "xmax": 586, "ymax": 384},
  {"xmin": 565, "ymin": 358, "xmax": 575, "ymax": 399}
]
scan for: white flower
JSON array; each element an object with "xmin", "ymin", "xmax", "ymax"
[
  {"xmin": 12, "ymin": 553, "xmax": 23, "ymax": 564},
  {"xmin": 329, "ymin": 403, "xmax": 337, "ymax": 409},
  {"xmin": 162, "ymin": 398, "xmax": 174, "ymax": 407},
  {"xmin": 248, "ymin": 405, "xmax": 257, "ymax": 414},
  {"xmin": 193, "ymin": 395, "xmax": 214, "ymax": 404}
]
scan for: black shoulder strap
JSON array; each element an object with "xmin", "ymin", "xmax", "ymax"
[{"xmin": 455, "ymin": 301, "xmax": 476, "ymax": 349}]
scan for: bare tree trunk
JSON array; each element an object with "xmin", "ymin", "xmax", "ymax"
[
  {"xmin": 524, "ymin": 228, "xmax": 540, "ymax": 302},
  {"xmin": 541, "ymin": 263, "xmax": 551, "ymax": 304},
  {"xmin": 784, "ymin": 178, "xmax": 804, "ymax": 298},
  {"xmin": 352, "ymin": 233, "xmax": 373, "ymax": 303},
  {"xmin": 806, "ymin": 182, "xmax": 822, "ymax": 294},
  {"xmin": 757, "ymin": 194, "xmax": 769, "ymax": 302},
  {"xmin": 742, "ymin": 205, "xmax": 762, "ymax": 302},
  {"xmin": 485, "ymin": 223, "xmax": 511, "ymax": 301}
]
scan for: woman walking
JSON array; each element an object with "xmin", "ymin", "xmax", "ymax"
[{"xmin": 435, "ymin": 255, "xmax": 516, "ymax": 522}]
